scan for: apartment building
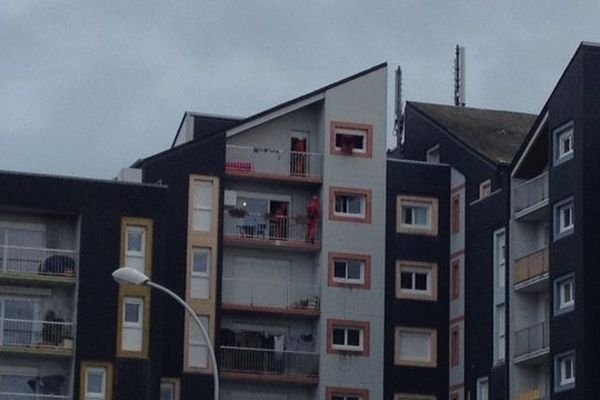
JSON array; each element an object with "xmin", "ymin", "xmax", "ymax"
[
  {"xmin": 135, "ymin": 63, "xmax": 388, "ymax": 400},
  {"xmin": 0, "ymin": 170, "xmax": 167, "ymax": 399}
]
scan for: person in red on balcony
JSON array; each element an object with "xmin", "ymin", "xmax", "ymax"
[{"xmin": 306, "ymin": 195, "xmax": 320, "ymax": 243}]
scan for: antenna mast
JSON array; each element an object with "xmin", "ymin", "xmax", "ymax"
[
  {"xmin": 454, "ymin": 45, "xmax": 466, "ymax": 106},
  {"xmin": 394, "ymin": 66, "xmax": 404, "ymax": 146}
]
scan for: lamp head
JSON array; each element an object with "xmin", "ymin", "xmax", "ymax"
[{"xmin": 112, "ymin": 267, "xmax": 150, "ymax": 286}]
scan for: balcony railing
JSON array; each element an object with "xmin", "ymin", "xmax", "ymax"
[
  {"xmin": 225, "ymin": 145, "xmax": 322, "ymax": 181},
  {"xmin": 220, "ymin": 346, "xmax": 319, "ymax": 378},
  {"xmin": 222, "ymin": 278, "xmax": 319, "ymax": 312},
  {"xmin": 513, "ymin": 172, "xmax": 548, "ymax": 213},
  {"xmin": 224, "ymin": 213, "xmax": 321, "ymax": 245},
  {"xmin": 514, "ymin": 321, "xmax": 549, "ymax": 359},
  {"xmin": 514, "ymin": 247, "xmax": 549, "ymax": 284},
  {"xmin": 0, "ymin": 393, "xmax": 70, "ymax": 400},
  {"xmin": 0, "ymin": 318, "xmax": 74, "ymax": 352},
  {"xmin": 0, "ymin": 245, "xmax": 77, "ymax": 280}
]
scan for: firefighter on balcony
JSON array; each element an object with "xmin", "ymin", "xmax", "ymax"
[
  {"xmin": 291, "ymin": 139, "xmax": 307, "ymax": 176},
  {"xmin": 306, "ymin": 195, "xmax": 320, "ymax": 243}
]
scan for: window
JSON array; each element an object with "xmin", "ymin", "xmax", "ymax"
[
  {"xmin": 451, "ymin": 326, "xmax": 459, "ymax": 366},
  {"xmin": 554, "ymin": 198, "xmax": 574, "ymax": 239},
  {"xmin": 0, "ymin": 224, "xmax": 45, "ymax": 273},
  {"xmin": 396, "ymin": 261, "xmax": 437, "ymax": 301},
  {"xmin": 451, "ymin": 260, "xmax": 460, "ymax": 300},
  {"xmin": 396, "ymin": 196, "xmax": 438, "ymax": 236},
  {"xmin": 479, "ymin": 180, "xmax": 492, "ymax": 199},
  {"xmin": 190, "ymin": 248, "xmax": 210, "ymax": 299},
  {"xmin": 326, "ymin": 387, "xmax": 369, "ymax": 400},
  {"xmin": 555, "ymin": 351, "xmax": 575, "ymax": 391},
  {"xmin": 192, "ymin": 179, "xmax": 213, "ymax": 232},
  {"xmin": 476, "ymin": 377, "xmax": 489, "ymax": 400},
  {"xmin": 328, "ymin": 253, "xmax": 370, "ymax": 288},
  {"xmin": 121, "ymin": 297, "xmax": 143, "ymax": 352},
  {"xmin": 125, "ymin": 226, "xmax": 146, "ymax": 273},
  {"xmin": 80, "ymin": 362, "xmax": 113, "ymax": 400},
  {"xmin": 188, "ymin": 315, "xmax": 209, "ymax": 369},
  {"xmin": 494, "ymin": 229, "xmax": 506, "ymax": 288},
  {"xmin": 553, "ymin": 121, "xmax": 574, "ymax": 165},
  {"xmin": 451, "ymin": 194, "xmax": 460, "ymax": 234},
  {"xmin": 426, "ymin": 145, "xmax": 440, "ymax": 163},
  {"xmin": 330, "ymin": 121, "xmax": 373, "ymax": 158},
  {"xmin": 327, "ymin": 320, "xmax": 369, "ymax": 355},
  {"xmin": 496, "ymin": 304, "xmax": 505, "ymax": 361},
  {"xmin": 554, "ymin": 274, "xmax": 575, "ymax": 315},
  {"xmin": 160, "ymin": 379, "xmax": 179, "ymax": 400},
  {"xmin": 394, "ymin": 395, "xmax": 436, "ymax": 400},
  {"xmin": 394, "ymin": 327, "xmax": 437, "ymax": 367},
  {"xmin": 329, "ymin": 187, "xmax": 372, "ymax": 223}
]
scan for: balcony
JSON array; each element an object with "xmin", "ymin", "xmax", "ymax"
[
  {"xmin": 220, "ymin": 346, "xmax": 319, "ymax": 385},
  {"xmin": 225, "ymin": 145, "xmax": 323, "ymax": 184},
  {"xmin": 513, "ymin": 172, "xmax": 548, "ymax": 219},
  {"xmin": 223, "ymin": 213, "xmax": 321, "ymax": 251},
  {"xmin": 0, "ymin": 245, "xmax": 77, "ymax": 285},
  {"xmin": 0, "ymin": 394, "xmax": 69, "ymax": 400},
  {"xmin": 514, "ymin": 321, "xmax": 549, "ymax": 364},
  {"xmin": 514, "ymin": 248, "xmax": 549, "ymax": 292},
  {"xmin": 0, "ymin": 318, "xmax": 74, "ymax": 356},
  {"xmin": 222, "ymin": 278, "xmax": 319, "ymax": 318}
]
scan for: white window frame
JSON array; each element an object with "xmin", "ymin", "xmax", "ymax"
[
  {"xmin": 553, "ymin": 121, "xmax": 574, "ymax": 165},
  {"xmin": 192, "ymin": 180, "xmax": 213, "ymax": 232},
  {"xmin": 554, "ymin": 274, "xmax": 575, "ymax": 315},
  {"xmin": 479, "ymin": 179, "xmax": 492, "ymax": 199},
  {"xmin": 125, "ymin": 226, "xmax": 146, "ymax": 273},
  {"xmin": 160, "ymin": 380, "xmax": 176, "ymax": 400},
  {"xmin": 190, "ymin": 248, "xmax": 211, "ymax": 299},
  {"xmin": 85, "ymin": 367, "xmax": 107, "ymax": 400},
  {"xmin": 331, "ymin": 395, "xmax": 363, "ymax": 400},
  {"xmin": 188, "ymin": 315, "xmax": 209, "ymax": 369},
  {"xmin": 554, "ymin": 198, "xmax": 574, "ymax": 240},
  {"xmin": 334, "ymin": 127, "xmax": 367, "ymax": 154},
  {"xmin": 494, "ymin": 229, "xmax": 506, "ymax": 289},
  {"xmin": 401, "ymin": 202, "xmax": 432, "ymax": 229},
  {"xmin": 555, "ymin": 351, "xmax": 575, "ymax": 391},
  {"xmin": 334, "ymin": 194, "xmax": 366, "ymax": 218},
  {"xmin": 476, "ymin": 377, "xmax": 489, "ymax": 400},
  {"xmin": 332, "ymin": 258, "xmax": 365, "ymax": 285},
  {"xmin": 398, "ymin": 266, "xmax": 432, "ymax": 295},
  {"xmin": 122, "ymin": 296, "xmax": 143, "ymax": 352},
  {"xmin": 331, "ymin": 326, "xmax": 364, "ymax": 352}
]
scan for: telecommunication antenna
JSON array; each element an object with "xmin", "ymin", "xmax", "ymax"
[{"xmin": 454, "ymin": 45, "xmax": 466, "ymax": 106}]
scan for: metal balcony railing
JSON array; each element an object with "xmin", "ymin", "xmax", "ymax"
[
  {"xmin": 222, "ymin": 278, "xmax": 319, "ymax": 311},
  {"xmin": 224, "ymin": 213, "xmax": 321, "ymax": 245},
  {"xmin": 513, "ymin": 172, "xmax": 549, "ymax": 213},
  {"xmin": 0, "ymin": 245, "xmax": 77, "ymax": 279},
  {"xmin": 225, "ymin": 145, "xmax": 323, "ymax": 180},
  {"xmin": 0, "ymin": 393, "xmax": 70, "ymax": 400},
  {"xmin": 514, "ymin": 247, "xmax": 549, "ymax": 284},
  {"xmin": 0, "ymin": 318, "xmax": 75, "ymax": 351},
  {"xmin": 514, "ymin": 321, "xmax": 549, "ymax": 358},
  {"xmin": 220, "ymin": 346, "xmax": 319, "ymax": 378}
]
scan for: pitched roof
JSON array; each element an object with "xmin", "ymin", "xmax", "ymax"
[{"xmin": 409, "ymin": 101, "xmax": 537, "ymax": 165}]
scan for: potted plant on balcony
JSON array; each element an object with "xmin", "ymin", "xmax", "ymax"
[{"xmin": 228, "ymin": 207, "xmax": 248, "ymax": 218}]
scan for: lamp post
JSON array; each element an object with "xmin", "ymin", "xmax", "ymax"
[{"xmin": 112, "ymin": 267, "xmax": 219, "ymax": 400}]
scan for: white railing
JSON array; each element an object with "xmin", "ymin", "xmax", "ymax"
[
  {"xmin": 224, "ymin": 212, "xmax": 321, "ymax": 244},
  {"xmin": 513, "ymin": 172, "xmax": 549, "ymax": 213},
  {"xmin": 220, "ymin": 346, "xmax": 319, "ymax": 377},
  {"xmin": 0, "ymin": 318, "xmax": 74, "ymax": 351},
  {"xmin": 222, "ymin": 278, "xmax": 319, "ymax": 311},
  {"xmin": 0, "ymin": 393, "xmax": 70, "ymax": 400},
  {"xmin": 514, "ymin": 321, "xmax": 549, "ymax": 358},
  {"xmin": 225, "ymin": 145, "xmax": 323, "ymax": 179},
  {"xmin": 0, "ymin": 245, "xmax": 77, "ymax": 279}
]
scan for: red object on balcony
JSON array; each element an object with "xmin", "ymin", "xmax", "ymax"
[{"xmin": 226, "ymin": 162, "xmax": 253, "ymax": 172}]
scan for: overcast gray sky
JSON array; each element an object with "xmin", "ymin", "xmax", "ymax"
[{"xmin": 2, "ymin": 1, "xmax": 600, "ymax": 179}]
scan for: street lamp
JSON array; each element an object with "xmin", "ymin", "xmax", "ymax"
[{"xmin": 112, "ymin": 267, "xmax": 219, "ymax": 400}]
